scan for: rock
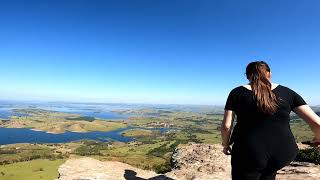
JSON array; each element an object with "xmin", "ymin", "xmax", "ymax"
[
  {"xmin": 168, "ymin": 143, "xmax": 320, "ymax": 180},
  {"xmin": 56, "ymin": 157, "xmax": 169, "ymax": 180},
  {"xmin": 167, "ymin": 143, "xmax": 231, "ymax": 180},
  {"xmin": 277, "ymin": 162, "xmax": 320, "ymax": 180},
  {"xmin": 56, "ymin": 143, "xmax": 320, "ymax": 180}
]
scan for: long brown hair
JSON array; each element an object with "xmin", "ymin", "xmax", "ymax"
[{"xmin": 245, "ymin": 61, "xmax": 280, "ymax": 115}]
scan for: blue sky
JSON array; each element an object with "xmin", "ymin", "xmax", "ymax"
[{"xmin": 0, "ymin": 0, "xmax": 319, "ymax": 105}]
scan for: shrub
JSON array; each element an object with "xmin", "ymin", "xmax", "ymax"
[
  {"xmin": 295, "ymin": 147, "xmax": 320, "ymax": 164},
  {"xmin": 153, "ymin": 162, "xmax": 171, "ymax": 174},
  {"xmin": 73, "ymin": 143, "xmax": 109, "ymax": 156}
]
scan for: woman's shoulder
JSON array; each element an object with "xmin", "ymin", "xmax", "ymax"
[
  {"xmin": 235, "ymin": 83, "xmax": 287, "ymax": 90},
  {"xmin": 275, "ymin": 84, "xmax": 293, "ymax": 92},
  {"xmin": 228, "ymin": 83, "xmax": 292, "ymax": 95},
  {"xmin": 277, "ymin": 85, "xmax": 303, "ymax": 97},
  {"xmin": 229, "ymin": 85, "xmax": 244, "ymax": 92},
  {"xmin": 227, "ymin": 85, "xmax": 247, "ymax": 96},
  {"xmin": 229, "ymin": 83, "xmax": 292, "ymax": 92}
]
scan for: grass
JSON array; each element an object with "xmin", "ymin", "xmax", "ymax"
[
  {"xmin": 0, "ymin": 143, "xmax": 67, "ymax": 165},
  {"xmin": 0, "ymin": 159, "xmax": 65, "ymax": 180},
  {"xmin": 194, "ymin": 132, "xmax": 221, "ymax": 144},
  {"xmin": 290, "ymin": 119, "xmax": 314, "ymax": 142}
]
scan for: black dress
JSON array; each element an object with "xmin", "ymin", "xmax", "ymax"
[{"xmin": 224, "ymin": 84, "xmax": 307, "ymax": 180}]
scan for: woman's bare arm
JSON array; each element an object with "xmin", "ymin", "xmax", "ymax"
[
  {"xmin": 221, "ymin": 110, "xmax": 236, "ymax": 147},
  {"xmin": 293, "ymin": 105, "xmax": 320, "ymax": 141}
]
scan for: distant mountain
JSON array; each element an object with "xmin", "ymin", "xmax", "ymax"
[{"xmin": 311, "ymin": 106, "xmax": 320, "ymax": 112}]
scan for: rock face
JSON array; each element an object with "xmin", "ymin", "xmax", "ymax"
[
  {"xmin": 277, "ymin": 162, "xmax": 320, "ymax": 180},
  {"xmin": 167, "ymin": 143, "xmax": 231, "ymax": 180},
  {"xmin": 56, "ymin": 157, "xmax": 164, "ymax": 180},
  {"xmin": 56, "ymin": 143, "xmax": 320, "ymax": 180}
]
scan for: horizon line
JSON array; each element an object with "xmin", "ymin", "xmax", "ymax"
[
  {"xmin": 0, "ymin": 98, "xmax": 319, "ymax": 107},
  {"xmin": 0, "ymin": 98, "xmax": 226, "ymax": 107}
]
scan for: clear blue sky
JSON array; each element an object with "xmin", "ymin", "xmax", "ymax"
[{"xmin": 0, "ymin": 0, "xmax": 319, "ymax": 105}]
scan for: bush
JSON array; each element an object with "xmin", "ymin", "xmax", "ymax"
[
  {"xmin": 295, "ymin": 147, "xmax": 320, "ymax": 164},
  {"xmin": 55, "ymin": 154, "xmax": 65, "ymax": 159},
  {"xmin": 73, "ymin": 143, "xmax": 109, "ymax": 156},
  {"xmin": 147, "ymin": 143, "xmax": 170, "ymax": 157},
  {"xmin": 153, "ymin": 162, "xmax": 171, "ymax": 174}
]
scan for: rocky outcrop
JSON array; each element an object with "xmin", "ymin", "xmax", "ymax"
[
  {"xmin": 56, "ymin": 143, "xmax": 320, "ymax": 180},
  {"xmin": 169, "ymin": 143, "xmax": 320, "ymax": 180},
  {"xmin": 277, "ymin": 162, "xmax": 320, "ymax": 180},
  {"xmin": 167, "ymin": 144, "xmax": 231, "ymax": 180},
  {"xmin": 56, "ymin": 157, "xmax": 166, "ymax": 180}
]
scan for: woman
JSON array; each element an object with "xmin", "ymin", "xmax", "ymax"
[{"xmin": 221, "ymin": 61, "xmax": 320, "ymax": 180}]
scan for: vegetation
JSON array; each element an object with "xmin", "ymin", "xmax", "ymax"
[
  {"xmin": 290, "ymin": 119, "xmax": 314, "ymax": 142},
  {"xmin": 0, "ymin": 159, "xmax": 64, "ymax": 180},
  {"xmin": 74, "ymin": 141, "xmax": 110, "ymax": 156},
  {"xmin": 69, "ymin": 140, "xmax": 176, "ymax": 173},
  {"xmin": 0, "ymin": 143, "xmax": 68, "ymax": 165},
  {"xmin": 295, "ymin": 147, "xmax": 320, "ymax": 164}
]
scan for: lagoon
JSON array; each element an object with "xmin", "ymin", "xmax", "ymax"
[{"xmin": 0, "ymin": 127, "xmax": 169, "ymax": 145}]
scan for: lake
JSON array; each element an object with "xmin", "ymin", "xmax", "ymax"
[
  {"xmin": 0, "ymin": 109, "xmax": 11, "ymax": 119},
  {"xmin": 0, "ymin": 101, "xmax": 130, "ymax": 120},
  {"xmin": 0, "ymin": 127, "xmax": 169, "ymax": 145},
  {"xmin": 0, "ymin": 108, "xmax": 30, "ymax": 119}
]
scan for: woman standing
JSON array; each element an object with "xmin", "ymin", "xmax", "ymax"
[{"xmin": 221, "ymin": 61, "xmax": 320, "ymax": 180}]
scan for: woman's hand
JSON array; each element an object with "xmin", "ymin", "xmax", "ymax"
[
  {"xmin": 223, "ymin": 146, "xmax": 232, "ymax": 155},
  {"xmin": 311, "ymin": 137, "xmax": 320, "ymax": 147}
]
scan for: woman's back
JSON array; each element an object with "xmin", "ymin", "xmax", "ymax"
[
  {"xmin": 226, "ymin": 84, "xmax": 306, "ymax": 141},
  {"xmin": 221, "ymin": 61, "xmax": 320, "ymax": 180},
  {"xmin": 225, "ymin": 84, "xmax": 307, "ymax": 177}
]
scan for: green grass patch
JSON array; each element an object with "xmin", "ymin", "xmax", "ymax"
[
  {"xmin": 0, "ymin": 144, "xmax": 67, "ymax": 165},
  {"xmin": 0, "ymin": 159, "xmax": 65, "ymax": 180},
  {"xmin": 290, "ymin": 120, "xmax": 313, "ymax": 142}
]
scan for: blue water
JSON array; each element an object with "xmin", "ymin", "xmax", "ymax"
[
  {"xmin": 52, "ymin": 109, "xmax": 128, "ymax": 120},
  {"xmin": 0, "ymin": 109, "xmax": 11, "ymax": 119},
  {"xmin": 0, "ymin": 108, "xmax": 30, "ymax": 119},
  {"xmin": 0, "ymin": 127, "xmax": 170, "ymax": 145},
  {"xmin": 0, "ymin": 107, "xmax": 128, "ymax": 120}
]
